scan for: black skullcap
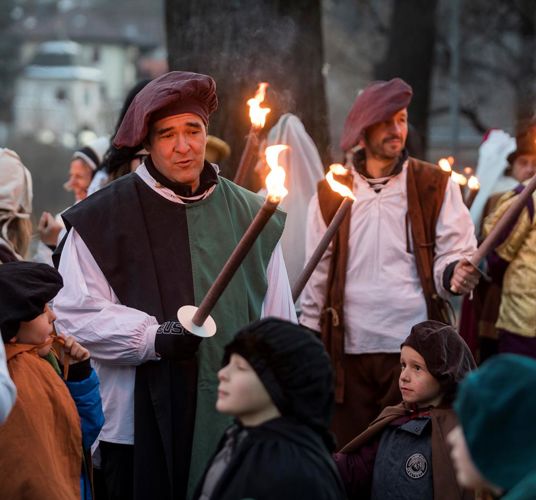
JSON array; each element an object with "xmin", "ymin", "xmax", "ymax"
[
  {"xmin": 401, "ymin": 320, "xmax": 476, "ymax": 403},
  {"xmin": 223, "ymin": 318, "xmax": 335, "ymax": 449},
  {"xmin": 114, "ymin": 71, "xmax": 218, "ymax": 148},
  {"xmin": 0, "ymin": 261, "xmax": 63, "ymax": 342}
]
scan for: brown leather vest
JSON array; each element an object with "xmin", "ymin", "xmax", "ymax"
[{"xmin": 317, "ymin": 157, "xmax": 451, "ymax": 402}]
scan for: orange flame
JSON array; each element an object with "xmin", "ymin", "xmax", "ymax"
[
  {"xmin": 326, "ymin": 164, "xmax": 356, "ymax": 200},
  {"xmin": 451, "ymin": 171, "xmax": 468, "ymax": 186},
  {"xmin": 468, "ymin": 175, "xmax": 480, "ymax": 190},
  {"xmin": 265, "ymin": 145, "xmax": 289, "ymax": 202},
  {"xmin": 438, "ymin": 158, "xmax": 452, "ymax": 172},
  {"xmin": 439, "ymin": 158, "xmax": 468, "ymax": 185},
  {"xmin": 247, "ymin": 82, "xmax": 271, "ymax": 129}
]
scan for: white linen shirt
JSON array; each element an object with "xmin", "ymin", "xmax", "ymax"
[
  {"xmin": 300, "ymin": 162, "xmax": 476, "ymax": 354},
  {"xmin": 54, "ymin": 165, "xmax": 296, "ymax": 445}
]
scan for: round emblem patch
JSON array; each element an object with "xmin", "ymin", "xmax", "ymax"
[{"xmin": 405, "ymin": 453, "xmax": 428, "ymax": 479}]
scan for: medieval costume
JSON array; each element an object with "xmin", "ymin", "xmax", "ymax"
[
  {"xmin": 300, "ymin": 78, "xmax": 477, "ymax": 445},
  {"xmin": 54, "ymin": 71, "xmax": 296, "ymax": 500},
  {"xmin": 482, "ymin": 182, "xmax": 536, "ymax": 359},
  {"xmin": 0, "ymin": 261, "xmax": 103, "ymax": 499},
  {"xmin": 460, "ymin": 127, "xmax": 536, "ymax": 362},
  {"xmin": 0, "ymin": 148, "xmax": 33, "ymax": 263},
  {"xmin": 334, "ymin": 321, "xmax": 475, "ymax": 500},
  {"xmin": 460, "ymin": 130, "xmax": 516, "ymax": 358},
  {"xmin": 194, "ymin": 318, "xmax": 346, "ymax": 500}
]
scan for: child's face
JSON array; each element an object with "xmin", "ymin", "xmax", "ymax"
[
  {"xmin": 14, "ymin": 304, "xmax": 56, "ymax": 355},
  {"xmin": 447, "ymin": 426, "xmax": 502, "ymax": 495},
  {"xmin": 217, "ymin": 353, "xmax": 280, "ymax": 427},
  {"xmin": 399, "ymin": 346, "xmax": 443, "ymax": 407}
]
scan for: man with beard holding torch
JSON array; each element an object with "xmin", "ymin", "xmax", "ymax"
[{"xmin": 300, "ymin": 78, "xmax": 479, "ymax": 445}]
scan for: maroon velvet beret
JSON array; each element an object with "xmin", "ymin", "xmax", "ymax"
[
  {"xmin": 339, "ymin": 78, "xmax": 413, "ymax": 151},
  {"xmin": 114, "ymin": 71, "xmax": 218, "ymax": 148}
]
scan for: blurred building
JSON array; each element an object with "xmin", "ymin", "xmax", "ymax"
[
  {"xmin": 14, "ymin": 41, "xmax": 105, "ymax": 141},
  {"xmin": 10, "ymin": 3, "xmax": 166, "ymax": 143}
]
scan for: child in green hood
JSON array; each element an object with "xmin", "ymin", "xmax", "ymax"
[{"xmin": 449, "ymin": 354, "xmax": 536, "ymax": 500}]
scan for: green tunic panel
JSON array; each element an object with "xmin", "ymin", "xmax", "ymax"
[{"xmin": 185, "ymin": 177, "xmax": 285, "ymax": 496}]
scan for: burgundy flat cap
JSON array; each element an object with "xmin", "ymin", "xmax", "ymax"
[
  {"xmin": 114, "ymin": 71, "xmax": 218, "ymax": 148},
  {"xmin": 340, "ymin": 78, "xmax": 413, "ymax": 152}
]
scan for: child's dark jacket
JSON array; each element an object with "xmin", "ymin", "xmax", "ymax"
[
  {"xmin": 334, "ymin": 403, "xmax": 474, "ymax": 500},
  {"xmin": 194, "ymin": 417, "xmax": 346, "ymax": 500}
]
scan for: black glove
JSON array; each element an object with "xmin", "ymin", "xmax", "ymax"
[{"xmin": 155, "ymin": 320, "xmax": 202, "ymax": 361}]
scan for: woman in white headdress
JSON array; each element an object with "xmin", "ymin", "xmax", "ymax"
[
  {"xmin": 470, "ymin": 129, "xmax": 517, "ymax": 230},
  {"xmin": 257, "ymin": 114, "xmax": 325, "ymax": 302},
  {"xmin": 0, "ymin": 148, "xmax": 33, "ymax": 263}
]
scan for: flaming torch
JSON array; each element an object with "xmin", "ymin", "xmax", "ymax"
[
  {"xmin": 233, "ymin": 83, "xmax": 271, "ymax": 186},
  {"xmin": 439, "ymin": 157, "xmax": 467, "ymax": 195},
  {"xmin": 291, "ymin": 164, "xmax": 355, "ymax": 302},
  {"xmin": 178, "ymin": 144, "xmax": 288, "ymax": 337},
  {"xmin": 465, "ymin": 175, "xmax": 480, "ymax": 209}
]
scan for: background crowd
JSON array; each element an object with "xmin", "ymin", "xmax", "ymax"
[{"xmin": 1, "ymin": 3, "xmax": 536, "ymax": 497}]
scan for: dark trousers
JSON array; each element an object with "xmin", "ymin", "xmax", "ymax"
[
  {"xmin": 99, "ymin": 441, "xmax": 134, "ymax": 500},
  {"xmin": 332, "ymin": 353, "xmax": 401, "ymax": 449}
]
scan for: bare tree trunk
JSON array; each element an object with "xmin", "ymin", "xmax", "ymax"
[
  {"xmin": 514, "ymin": 0, "xmax": 536, "ymax": 130},
  {"xmin": 0, "ymin": 0, "xmax": 21, "ymax": 122},
  {"xmin": 373, "ymin": 0, "xmax": 438, "ymax": 157},
  {"xmin": 165, "ymin": 0, "xmax": 330, "ymax": 183}
]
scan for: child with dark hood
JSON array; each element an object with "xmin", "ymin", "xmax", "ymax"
[
  {"xmin": 194, "ymin": 317, "xmax": 346, "ymax": 500},
  {"xmin": 334, "ymin": 320, "xmax": 476, "ymax": 500},
  {"xmin": 448, "ymin": 354, "xmax": 536, "ymax": 500},
  {"xmin": 0, "ymin": 261, "xmax": 104, "ymax": 499}
]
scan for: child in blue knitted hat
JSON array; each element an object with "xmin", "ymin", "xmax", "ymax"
[
  {"xmin": 448, "ymin": 354, "xmax": 536, "ymax": 500},
  {"xmin": 334, "ymin": 320, "xmax": 476, "ymax": 500}
]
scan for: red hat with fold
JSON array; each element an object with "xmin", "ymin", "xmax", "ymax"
[
  {"xmin": 340, "ymin": 78, "xmax": 413, "ymax": 152},
  {"xmin": 114, "ymin": 71, "xmax": 218, "ymax": 148}
]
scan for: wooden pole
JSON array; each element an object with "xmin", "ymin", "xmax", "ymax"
[
  {"xmin": 292, "ymin": 197, "xmax": 353, "ymax": 302},
  {"xmin": 192, "ymin": 197, "xmax": 280, "ymax": 326},
  {"xmin": 470, "ymin": 175, "xmax": 536, "ymax": 266}
]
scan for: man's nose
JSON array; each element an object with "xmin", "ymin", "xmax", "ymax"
[
  {"xmin": 174, "ymin": 135, "xmax": 190, "ymax": 153},
  {"xmin": 388, "ymin": 121, "xmax": 402, "ymax": 135}
]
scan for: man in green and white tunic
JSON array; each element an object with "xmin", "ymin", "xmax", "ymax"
[{"xmin": 53, "ymin": 71, "xmax": 296, "ymax": 500}]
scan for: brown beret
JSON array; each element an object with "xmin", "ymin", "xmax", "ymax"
[
  {"xmin": 401, "ymin": 320, "xmax": 476, "ymax": 402},
  {"xmin": 340, "ymin": 78, "xmax": 413, "ymax": 151},
  {"xmin": 114, "ymin": 71, "xmax": 218, "ymax": 148}
]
